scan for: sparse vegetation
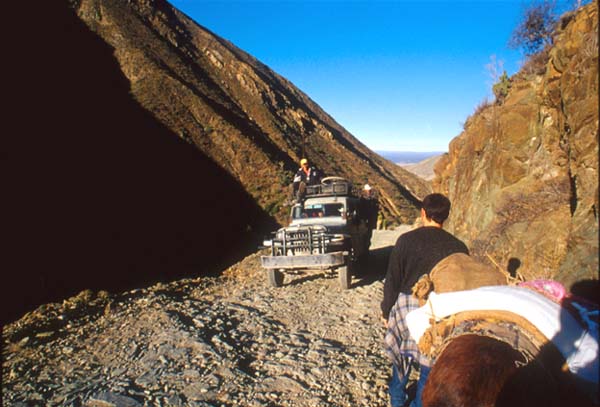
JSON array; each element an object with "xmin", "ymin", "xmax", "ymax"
[
  {"xmin": 276, "ymin": 161, "xmax": 293, "ymax": 185},
  {"xmin": 462, "ymin": 96, "xmax": 497, "ymax": 131},
  {"xmin": 264, "ymin": 200, "xmax": 280, "ymax": 216},
  {"xmin": 509, "ymin": 1, "xmax": 557, "ymax": 56},
  {"xmin": 492, "ymin": 71, "xmax": 512, "ymax": 104},
  {"xmin": 485, "ymin": 55, "xmax": 511, "ymax": 105},
  {"xmin": 521, "ymin": 46, "xmax": 552, "ymax": 76}
]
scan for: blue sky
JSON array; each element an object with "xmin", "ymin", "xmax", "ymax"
[{"xmin": 169, "ymin": 0, "xmax": 575, "ymax": 152}]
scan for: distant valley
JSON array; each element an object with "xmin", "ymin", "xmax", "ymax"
[
  {"xmin": 376, "ymin": 150, "xmax": 444, "ymax": 164},
  {"xmin": 377, "ymin": 151, "xmax": 444, "ymax": 181}
]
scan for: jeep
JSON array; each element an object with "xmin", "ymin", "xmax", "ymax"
[{"xmin": 261, "ymin": 177, "xmax": 369, "ymax": 289}]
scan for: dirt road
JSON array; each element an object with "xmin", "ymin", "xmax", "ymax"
[{"xmin": 3, "ymin": 228, "xmax": 410, "ymax": 407}]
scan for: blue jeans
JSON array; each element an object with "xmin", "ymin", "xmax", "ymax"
[{"xmin": 389, "ymin": 362, "xmax": 431, "ymax": 407}]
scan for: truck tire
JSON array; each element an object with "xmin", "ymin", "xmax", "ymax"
[
  {"xmin": 267, "ymin": 269, "xmax": 284, "ymax": 287},
  {"xmin": 338, "ymin": 264, "xmax": 352, "ymax": 289}
]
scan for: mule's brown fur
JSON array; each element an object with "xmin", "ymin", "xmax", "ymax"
[{"xmin": 421, "ymin": 334, "xmax": 591, "ymax": 407}]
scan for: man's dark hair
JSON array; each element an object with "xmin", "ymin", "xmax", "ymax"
[{"xmin": 421, "ymin": 193, "xmax": 451, "ymax": 224}]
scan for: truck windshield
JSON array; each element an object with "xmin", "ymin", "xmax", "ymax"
[{"xmin": 293, "ymin": 203, "xmax": 344, "ymax": 219}]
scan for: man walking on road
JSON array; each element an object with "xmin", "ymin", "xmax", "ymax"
[{"xmin": 381, "ymin": 193, "xmax": 469, "ymax": 407}]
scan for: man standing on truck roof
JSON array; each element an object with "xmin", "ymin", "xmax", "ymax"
[
  {"xmin": 292, "ymin": 158, "xmax": 322, "ymax": 201},
  {"xmin": 381, "ymin": 193, "xmax": 469, "ymax": 407}
]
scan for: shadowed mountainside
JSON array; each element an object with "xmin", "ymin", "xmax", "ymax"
[
  {"xmin": 3, "ymin": 1, "xmax": 277, "ymax": 324},
  {"xmin": 68, "ymin": 0, "xmax": 431, "ymax": 225},
  {"xmin": 3, "ymin": 0, "xmax": 430, "ymax": 324},
  {"xmin": 434, "ymin": 3, "xmax": 598, "ymax": 287}
]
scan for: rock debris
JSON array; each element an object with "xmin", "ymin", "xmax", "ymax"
[{"xmin": 3, "ymin": 230, "xmax": 407, "ymax": 407}]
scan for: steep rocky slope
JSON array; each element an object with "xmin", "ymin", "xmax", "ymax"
[
  {"xmin": 3, "ymin": 0, "xmax": 428, "ymax": 324},
  {"xmin": 3, "ymin": 0, "xmax": 277, "ymax": 325},
  {"xmin": 69, "ymin": 0, "xmax": 430, "ymax": 224},
  {"xmin": 433, "ymin": 3, "xmax": 598, "ymax": 287}
]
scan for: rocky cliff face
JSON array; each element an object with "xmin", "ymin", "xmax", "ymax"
[
  {"xmin": 68, "ymin": 0, "xmax": 430, "ymax": 224},
  {"xmin": 434, "ymin": 3, "xmax": 598, "ymax": 288}
]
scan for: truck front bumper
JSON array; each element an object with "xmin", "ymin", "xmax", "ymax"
[{"xmin": 261, "ymin": 251, "xmax": 346, "ymax": 270}]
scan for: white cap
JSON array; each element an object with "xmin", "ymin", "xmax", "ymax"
[{"xmin": 363, "ymin": 184, "xmax": 372, "ymax": 191}]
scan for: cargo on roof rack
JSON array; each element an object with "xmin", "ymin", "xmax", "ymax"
[{"xmin": 306, "ymin": 176, "xmax": 354, "ymax": 197}]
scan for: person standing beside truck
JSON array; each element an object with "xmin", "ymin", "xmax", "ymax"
[{"xmin": 359, "ymin": 184, "xmax": 379, "ymax": 245}]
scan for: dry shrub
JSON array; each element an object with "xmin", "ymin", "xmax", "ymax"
[
  {"xmin": 474, "ymin": 98, "xmax": 493, "ymax": 116},
  {"xmin": 521, "ymin": 46, "xmax": 551, "ymax": 76},
  {"xmin": 509, "ymin": 1, "xmax": 556, "ymax": 56},
  {"xmin": 462, "ymin": 98, "xmax": 493, "ymax": 130}
]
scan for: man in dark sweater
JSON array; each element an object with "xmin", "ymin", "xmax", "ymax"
[
  {"xmin": 381, "ymin": 193, "xmax": 468, "ymax": 407},
  {"xmin": 381, "ymin": 194, "xmax": 469, "ymax": 318}
]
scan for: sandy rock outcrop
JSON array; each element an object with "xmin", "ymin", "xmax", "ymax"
[{"xmin": 434, "ymin": 3, "xmax": 598, "ymax": 287}]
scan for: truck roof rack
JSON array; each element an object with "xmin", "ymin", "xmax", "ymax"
[{"xmin": 306, "ymin": 177, "xmax": 355, "ymax": 197}]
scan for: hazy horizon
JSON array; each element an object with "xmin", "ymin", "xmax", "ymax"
[{"xmin": 376, "ymin": 150, "xmax": 443, "ymax": 164}]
